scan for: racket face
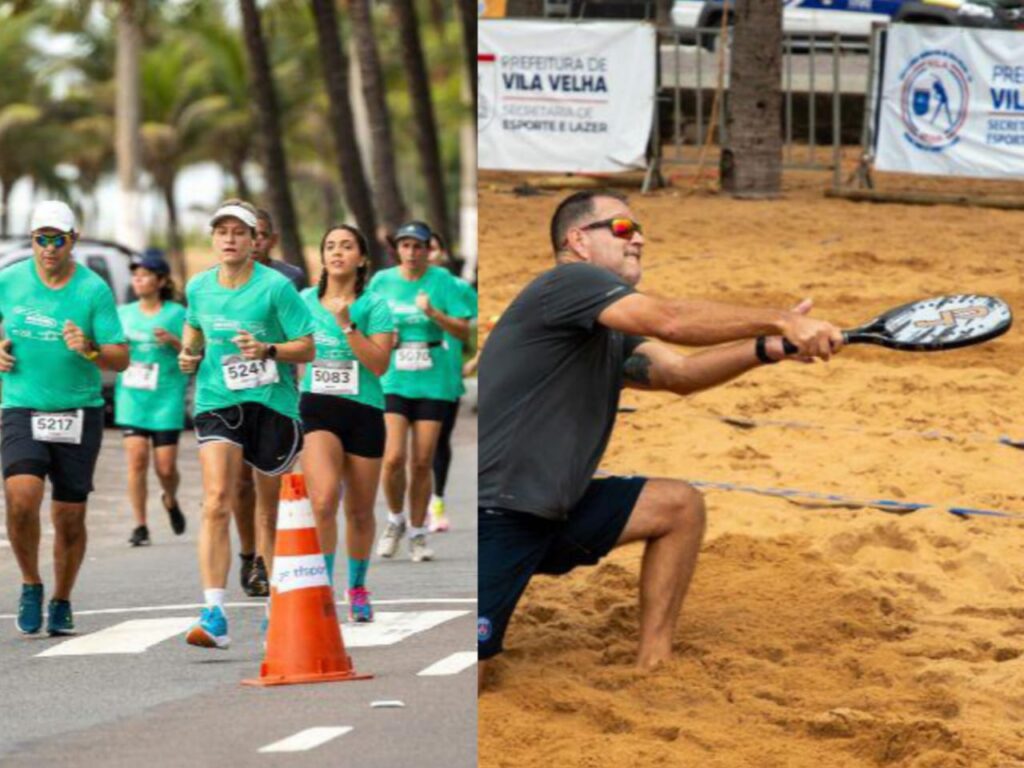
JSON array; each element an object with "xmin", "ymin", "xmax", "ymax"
[{"xmin": 848, "ymin": 295, "xmax": 1013, "ymax": 351}]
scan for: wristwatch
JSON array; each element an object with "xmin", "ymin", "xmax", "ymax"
[
  {"xmin": 264, "ymin": 344, "xmax": 278, "ymax": 360},
  {"xmin": 342, "ymin": 322, "xmax": 357, "ymax": 335},
  {"xmin": 82, "ymin": 340, "xmax": 100, "ymax": 361}
]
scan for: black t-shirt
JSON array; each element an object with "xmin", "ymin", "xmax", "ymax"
[
  {"xmin": 266, "ymin": 259, "xmax": 307, "ymax": 292},
  {"xmin": 478, "ymin": 262, "xmax": 645, "ymax": 521}
]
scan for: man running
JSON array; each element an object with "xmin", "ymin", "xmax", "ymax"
[
  {"xmin": 477, "ymin": 190, "xmax": 843, "ymax": 690},
  {"xmin": 1, "ymin": 200, "xmax": 128, "ymax": 636}
]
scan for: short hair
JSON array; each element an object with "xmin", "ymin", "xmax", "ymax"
[
  {"xmin": 255, "ymin": 207, "xmax": 274, "ymax": 233},
  {"xmin": 549, "ymin": 189, "xmax": 629, "ymax": 254}
]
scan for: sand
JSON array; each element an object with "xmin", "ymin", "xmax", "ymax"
[{"xmin": 477, "ymin": 168, "xmax": 1024, "ymax": 768}]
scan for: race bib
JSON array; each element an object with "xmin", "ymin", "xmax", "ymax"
[
  {"xmin": 221, "ymin": 355, "xmax": 280, "ymax": 391},
  {"xmin": 310, "ymin": 359, "xmax": 359, "ymax": 396},
  {"xmin": 31, "ymin": 410, "xmax": 84, "ymax": 445},
  {"xmin": 395, "ymin": 344, "xmax": 433, "ymax": 372},
  {"xmin": 122, "ymin": 362, "xmax": 159, "ymax": 391}
]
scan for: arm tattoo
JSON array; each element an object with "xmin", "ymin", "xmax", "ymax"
[{"xmin": 623, "ymin": 352, "xmax": 652, "ymax": 386}]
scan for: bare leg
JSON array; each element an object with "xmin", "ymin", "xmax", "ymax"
[
  {"xmin": 198, "ymin": 442, "xmax": 243, "ymax": 589},
  {"xmin": 614, "ymin": 479, "xmax": 706, "ymax": 669},
  {"xmin": 5, "ymin": 476, "xmax": 45, "ymax": 584},
  {"xmin": 342, "ymin": 454, "xmax": 383, "ymax": 562},
  {"xmin": 153, "ymin": 444, "xmax": 180, "ymax": 509},
  {"xmin": 254, "ymin": 472, "xmax": 282, "ymax": 575},
  {"xmin": 234, "ymin": 464, "xmax": 256, "ymax": 556},
  {"xmin": 124, "ymin": 436, "xmax": 150, "ymax": 528},
  {"xmin": 302, "ymin": 431, "xmax": 343, "ymax": 561},
  {"xmin": 408, "ymin": 420, "xmax": 442, "ymax": 529},
  {"xmin": 382, "ymin": 413, "xmax": 410, "ymax": 515},
  {"xmin": 51, "ymin": 501, "xmax": 88, "ymax": 601}
]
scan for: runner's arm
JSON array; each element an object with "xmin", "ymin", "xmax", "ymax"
[
  {"xmin": 267, "ymin": 334, "xmax": 315, "ymax": 364},
  {"xmin": 346, "ymin": 331, "xmax": 394, "ymax": 377},
  {"xmin": 425, "ymin": 308, "xmax": 470, "ymax": 343},
  {"xmin": 623, "ymin": 337, "xmax": 794, "ymax": 395},
  {"xmin": 95, "ymin": 343, "xmax": 129, "ymax": 372},
  {"xmin": 599, "ymin": 293, "xmax": 841, "ymax": 360}
]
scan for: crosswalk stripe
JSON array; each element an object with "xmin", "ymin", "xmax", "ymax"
[
  {"xmin": 417, "ymin": 651, "xmax": 477, "ymax": 676},
  {"xmin": 342, "ymin": 610, "xmax": 469, "ymax": 648},
  {"xmin": 258, "ymin": 727, "xmax": 352, "ymax": 753},
  {"xmin": 35, "ymin": 617, "xmax": 194, "ymax": 657}
]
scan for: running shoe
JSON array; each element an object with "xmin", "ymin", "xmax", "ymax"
[
  {"xmin": 347, "ymin": 587, "xmax": 374, "ymax": 623},
  {"xmin": 376, "ymin": 520, "xmax": 406, "ymax": 558},
  {"xmin": 46, "ymin": 599, "xmax": 75, "ymax": 636},
  {"xmin": 428, "ymin": 497, "xmax": 450, "ymax": 533},
  {"xmin": 240, "ymin": 553, "xmax": 255, "ymax": 594},
  {"xmin": 17, "ymin": 583, "xmax": 43, "ymax": 635},
  {"xmin": 409, "ymin": 534, "xmax": 434, "ymax": 563},
  {"xmin": 163, "ymin": 494, "xmax": 186, "ymax": 535},
  {"xmin": 185, "ymin": 605, "xmax": 230, "ymax": 649},
  {"xmin": 128, "ymin": 525, "xmax": 150, "ymax": 547},
  {"xmin": 247, "ymin": 556, "xmax": 270, "ymax": 597}
]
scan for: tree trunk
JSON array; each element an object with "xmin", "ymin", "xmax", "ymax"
[
  {"xmin": 231, "ymin": 159, "xmax": 251, "ymax": 201},
  {"xmin": 393, "ymin": 0, "xmax": 451, "ymax": 247},
  {"xmin": 238, "ymin": 0, "xmax": 307, "ymax": 276},
  {"xmin": 346, "ymin": 0, "xmax": 407, "ymax": 234},
  {"xmin": 309, "ymin": 0, "xmax": 383, "ymax": 268},
  {"xmin": 720, "ymin": 0, "xmax": 782, "ymax": 198},
  {"xmin": 0, "ymin": 181, "xmax": 11, "ymax": 237},
  {"xmin": 116, "ymin": 0, "xmax": 145, "ymax": 250},
  {"xmin": 161, "ymin": 180, "xmax": 187, "ymax": 286},
  {"xmin": 456, "ymin": 0, "xmax": 476, "ymax": 121}
]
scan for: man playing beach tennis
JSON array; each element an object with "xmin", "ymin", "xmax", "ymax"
[{"xmin": 477, "ymin": 189, "xmax": 844, "ymax": 691}]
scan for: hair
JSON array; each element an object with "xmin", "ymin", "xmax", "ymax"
[
  {"xmin": 549, "ymin": 189, "xmax": 629, "ymax": 255},
  {"xmin": 317, "ymin": 225, "xmax": 371, "ymax": 299},
  {"xmin": 213, "ymin": 198, "xmax": 258, "ymax": 237},
  {"xmin": 158, "ymin": 275, "xmax": 178, "ymax": 302},
  {"xmin": 255, "ymin": 207, "xmax": 274, "ymax": 233}
]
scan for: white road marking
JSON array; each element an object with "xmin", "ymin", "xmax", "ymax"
[
  {"xmin": 258, "ymin": 727, "xmax": 352, "ymax": 753},
  {"xmin": 342, "ymin": 610, "xmax": 469, "ymax": 648},
  {"xmin": 36, "ymin": 617, "xmax": 194, "ymax": 657},
  {"xmin": 0, "ymin": 598, "xmax": 475, "ymax": 620},
  {"xmin": 370, "ymin": 700, "xmax": 405, "ymax": 708},
  {"xmin": 417, "ymin": 651, "xmax": 477, "ymax": 676}
]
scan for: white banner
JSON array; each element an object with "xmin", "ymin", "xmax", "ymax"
[
  {"xmin": 478, "ymin": 20, "xmax": 656, "ymax": 173},
  {"xmin": 875, "ymin": 24, "xmax": 1024, "ymax": 179},
  {"xmin": 271, "ymin": 554, "xmax": 330, "ymax": 594}
]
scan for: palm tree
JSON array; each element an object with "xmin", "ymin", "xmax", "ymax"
[
  {"xmin": 721, "ymin": 0, "xmax": 783, "ymax": 197},
  {"xmin": 455, "ymin": 0, "xmax": 475, "ymax": 121},
  {"xmin": 346, "ymin": 0, "xmax": 407, "ymax": 233},
  {"xmin": 239, "ymin": 0, "xmax": 306, "ymax": 275},
  {"xmin": 392, "ymin": 0, "xmax": 451, "ymax": 246},
  {"xmin": 307, "ymin": 0, "xmax": 381, "ymax": 266},
  {"xmin": 114, "ymin": 0, "xmax": 145, "ymax": 249}
]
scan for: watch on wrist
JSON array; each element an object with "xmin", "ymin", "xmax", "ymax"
[
  {"xmin": 265, "ymin": 344, "xmax": 278, "ymax": 360},
  {"xmin": 342, "ymin": 322, "xmax": 357, "ymax": 335},
  {"xmin": 754, "ymin": 336, "xmax": 777, "ymax": 365},
  {"xmin": 82, "ymin": 340, "xmax": 99, "ymax": 361}
]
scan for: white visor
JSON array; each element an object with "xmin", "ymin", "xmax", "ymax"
[{"xmin": 209, "ymin": 204, "xmax": 257, "ymax": 230}]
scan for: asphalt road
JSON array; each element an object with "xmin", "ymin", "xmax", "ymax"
[{"xmin": 0, "ymin": 403, "xmax": 478, "ymax": 767}]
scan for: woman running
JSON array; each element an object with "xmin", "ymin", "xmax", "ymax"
[
  {"xmin": 299, "ymin": 225, "xmax": 394, "ymax": 622},
  {"xmin": 116, "ymin": 250, "xmax": 188, "ymax": 546},
  {"xmin": 371, "ymin": 221, "xmax": 473, "ymax": 562}
]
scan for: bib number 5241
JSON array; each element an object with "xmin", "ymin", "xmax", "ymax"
[{"xmin": 222, "ymin": 355, "xmax": 279, "ymax": 390}]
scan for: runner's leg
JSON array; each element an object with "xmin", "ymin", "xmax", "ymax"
[
  {"xmin": 409, "ymin": 419, "xmax": 442, "ymax": 529},
  {"xmin": 198, "ymin": 442, "xmax": 244, "ymax": 589},
  {"xmin": 124, "ymin": 435, "xmax": 150, "ymax": 528},
  {"xmin": 5, "ymin": 476, "xmax": 45, "ymax": 584},
  {"xmin": 253, "ymin": 471, "xmax": 282, "ymax": 576}
]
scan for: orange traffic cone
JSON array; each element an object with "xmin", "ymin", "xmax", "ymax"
[{"xmin": 242, "ymin": 473, "xmax": 372, "ymax": 687}]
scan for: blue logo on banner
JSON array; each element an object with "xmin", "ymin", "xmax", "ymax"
[{"xmin": 898, "ymin": 50, "xmax": 971, "ymax": 153}]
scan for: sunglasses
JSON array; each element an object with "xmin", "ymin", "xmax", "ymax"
[
  {"xmin": 580, "ymin": 218, "xmax": 644, "ymax": 240},
  {"xmin": 34, "ymin": 234, "xmax": 69, "ymax": 248}
]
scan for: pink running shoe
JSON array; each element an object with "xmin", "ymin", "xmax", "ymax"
[{"xmin": 347, "ymin": 587, "xmax": 374, "ymax": 623}]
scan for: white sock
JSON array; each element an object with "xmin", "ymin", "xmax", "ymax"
[
  {"xmin": 204, "ymin": 588, "xmax": 226, "ymax": 610},
  {"xmin": 388, "ymin": 512, "xmax": 407, "ymax": 526},
  {"xmin": 430, "ymin": 494, "xmax": 442, "ymax": 505},
  {"xmin": 408, "ymin": 525, "xmax": 428, "ymax": 539}
]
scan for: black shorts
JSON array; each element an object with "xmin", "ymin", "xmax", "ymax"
[
  {"xmin": 384, "ymin": 394, "xmax": 448, "ymax": 423},
  {"xmin": 1, "ymin": 407, "xmax": 105, "ymax": 503},
  {"xmin": 477, "ymin": 475, "xmax": 647, "ymax": 660},
  {"xmin": 122, "ymin": 427, "xmax": 181, "ymax": 448},
  {"xmin": 300, "ymin": 393, "xmax": 386, "ymax": 459},
  {"xmin": 194, "ymin": 403, "xmax": 302, "ymax": 476}
]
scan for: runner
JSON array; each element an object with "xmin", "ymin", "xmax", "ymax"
[
  {"xmin": 233, "ymin": 207, "xmax": 306, "ymax": 597},
  {"xmin": 478, "ymin": 190, "xmax": 844, "ymax": 691},
  {"xmin": 178, "ymin": 199, "xmax": 315, "ymax": 649},
  {"xmin": 1, "ymin": 200, "xmax": 128, "ymax": 636},
  {"xmin": 426, "ymin": 233, "xmax": 478, "ymax": 532},
  {"xmin": 370, "ymin": 221, "xmax": 473, "ymax": 562},
  {"xmin": 299, "ymin": 225, "xmax": 395, "ymax": 622},
  {"xmin": 115, "ymin": 250, "xmax": 188, "ymax": 547}
]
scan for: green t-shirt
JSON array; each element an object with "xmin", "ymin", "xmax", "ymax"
[
  {"xmin": 114, "ymin": 301, "xmax": 188, "ymax": 431},
  {"xmin": 185, "ymin": 262, "xmax": 315, "ymax": 420},
  {"xmin": 368, "ymin": 266, "xmax": 474, "ymax": 401},
  {"xmin": 442, "ymin": 278, "xmax": 478, "ymax": 401},
  {"xmin": 299, "ymin": 288, "xmax": 395, "ymax": 410},
  {"xmin": 0, "ymin": 260, "xmax": 125, "ymax": 411}
]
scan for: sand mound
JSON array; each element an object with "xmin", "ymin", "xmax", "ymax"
[{"xmin": 478, "ymin": 170, "xmax": 1024, "ymax": 767}]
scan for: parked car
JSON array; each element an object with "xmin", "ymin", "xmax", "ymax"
[{"xmin": 671, "ymin": 0, "xmax": 1024, "ymax": 46}]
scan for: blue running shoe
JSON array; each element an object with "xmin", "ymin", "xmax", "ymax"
[
  {"xmin": 186, "ymin": 605, "xmax": 230, "ymax": 649},
  {"xmin": 17, "ymin": 584, "xmax": 43, "ymax": 635},
  {"xmin": 46, "ymin": 599, "xmax": 75, "ymax": 636},
  {"xmin": 347, "ymin": 587, "xmax": 374, "ymax": 623}
]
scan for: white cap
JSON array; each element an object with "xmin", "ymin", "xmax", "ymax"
[
  {"xmin": 30, "ymin": 200, "xmax": 76, "ymax": 233},
  {"xmin": 209, "ymin": 203, "xmax": 257, "ymax": 230}
]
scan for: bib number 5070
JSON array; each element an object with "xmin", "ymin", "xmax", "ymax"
[{"xmin": 395, "ymin": 347, "xmax": 433, "ymax": 372}]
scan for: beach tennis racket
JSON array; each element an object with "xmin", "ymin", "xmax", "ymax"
[{"xmin": 782, "ymin": 295, "xmax": 1012, "ymax": 353}]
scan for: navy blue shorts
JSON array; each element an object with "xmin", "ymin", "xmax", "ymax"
[{"xmin": 477, "ymin": 475, "xmax": 647, "ymax": 660}]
